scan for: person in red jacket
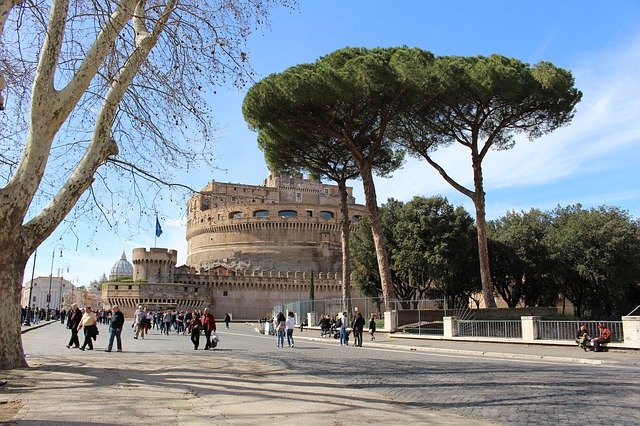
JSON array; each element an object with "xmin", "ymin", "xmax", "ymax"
[
  {"xmin": 592, "ymin": 323, "xmax": 612, "ymax": 352},
  {"xmin": 200, "ymin": 308, "xmax": 217, "ymax": 350}
]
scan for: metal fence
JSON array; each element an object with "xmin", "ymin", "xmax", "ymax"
[
  {"xmin": 456, "ymin": 320, "xmax": 523, "ymax": 339},
  {"xmin": 274, "ymin": 297, "xmax": 386, "ymax": 325},
  {"xmin": 537, "ymin": 320, "xmax": 624, "ymax": 342}
]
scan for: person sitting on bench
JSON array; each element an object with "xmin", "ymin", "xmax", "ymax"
[
  {"xmin": 591, "ymin": 323, "xmax": 612, "ymax": 352},
  {"xmin": 576, "ymin": 324, "xmax": 591, "ymax": 351}
]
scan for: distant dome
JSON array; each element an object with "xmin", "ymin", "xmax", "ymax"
[{"xmin": 110, "ymin": 251, "xmax": 133, "ymax": 280}]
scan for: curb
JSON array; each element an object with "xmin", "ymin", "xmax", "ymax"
[
  {"xmin": 21, "ymin": 320, "xmax": 57, "ymax": 334},
  {"xmin": 295, "ymin": 334, "xmax": 609, "ymax": 365}
]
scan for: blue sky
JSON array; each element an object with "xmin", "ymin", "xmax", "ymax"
[{"xmin": 26, "ymin": 1, "xmax": 640, "ymax": 288}]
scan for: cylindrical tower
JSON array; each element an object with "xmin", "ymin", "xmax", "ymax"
[{"xmin": 185, "ymin": 173, "xmax": 366, "ymax": 273}]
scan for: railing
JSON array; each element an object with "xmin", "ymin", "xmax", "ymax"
[
  {"xmin": 537, "ymin": 320, "xmax": 624, "ymax": 342},
  {"xmin": 457, "ymin": 320, "xmax": 522, "ymax": 339}
]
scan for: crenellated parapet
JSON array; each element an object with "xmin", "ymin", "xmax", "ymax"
[{"xmin": 132, "ymin": 247, "xmax": 178, "ymax": 283}]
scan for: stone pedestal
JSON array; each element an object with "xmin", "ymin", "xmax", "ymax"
[
  {"xmin": 443, "ymin": 316, "xmax": 457, "ymax": 338},
  {"xmin": 384, "ymin": 310, "xmax": 397, "ymax": 332},
  {"xmin": 307, "ymin": 312, "xmax": 318, "ymax": 327},
  {"xmin": 521, "ymin": 316, "xmax": 540, "ymax": 342},
  {"xmin": 622, "ymin": 316, "xmax": 640, "ymax": 345}
]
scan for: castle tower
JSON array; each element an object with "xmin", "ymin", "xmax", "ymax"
[
  {"xmin": 185, "ymin": 173, "xmax": 367, "ymax": 273},
  {"xmin": 132, "ymin": 248, "xmax": 178, "ymax": 283}
]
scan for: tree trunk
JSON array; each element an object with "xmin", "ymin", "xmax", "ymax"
[
  {"xmin": 360, "ymin": 168, "xmax": 394, "ymax": 311},
  {"xmin": 0, "ymin": 230, "xmax": 30, "ymax": 370},
  {"xmin": 472, "ymin": 153, "xmax": 497, "ymax": 308},
  {"xmin": 337, "ymin": 180, "xmax": 353, "ymax": 313}
]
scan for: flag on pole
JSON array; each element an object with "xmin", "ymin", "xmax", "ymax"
[{"xmin": 155, "ymin": 215, "xmax": 163, "ymax": 237}]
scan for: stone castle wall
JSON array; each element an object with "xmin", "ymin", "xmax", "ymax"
[{"xmin": 103, "ymin": 267, "xmax": 351, "ymax": 319}]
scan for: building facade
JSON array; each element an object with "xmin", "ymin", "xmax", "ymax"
[
  {"xmin": 102, "ymin": 174, "xmax": 366, "ymax": 318},
  {"xmin": 21, "ymin": 275, "xmax": 73, "ymax": 312}
]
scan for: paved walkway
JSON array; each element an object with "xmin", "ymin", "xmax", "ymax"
[
  {"xmin": 1, "ymin": 321, "xmax": 637, "ymax": 425},
  {"xmin": 293, "ymin": 324, "xmax": 639, "ymax": 367}
]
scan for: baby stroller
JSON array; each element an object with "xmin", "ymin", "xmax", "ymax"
[{"xmin": 333, "ymin": 329, "xmax": 350, "ymax": 342}]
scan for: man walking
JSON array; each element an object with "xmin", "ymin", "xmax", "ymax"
[
  {"xmin": 105, "ymin": 305, "xmax": 125, "ymax": 352},
  {"xmin": 66, "ymin": 303, "xmax": 82, "ymax": 348},
  {"xmin": 133, "ymin": 305, "xmax": 146, "ymax": 339}
]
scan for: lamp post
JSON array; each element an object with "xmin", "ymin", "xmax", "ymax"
[
  {"xmin": 71, "ymin": 276, "xmax": 78, "ymax": 306},
  {"xmin": 47, "ymin": 244, "xmax": 65, "ymax": 320},
  {"xmin": 23, "ymin": 248, "xmax": 38, "ymax": 326},
  {"xmin": 58, "ymin": 263, "xmax": 70, "ymax": 317}
]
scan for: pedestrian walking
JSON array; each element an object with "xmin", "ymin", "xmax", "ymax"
[
  {"xmin": 201, "ymin": 308, "xmax": 217, "ymax": 350},
  {"xmin": 275, "ymin": 312, "xmax": 286, "ymax": 348},
  {"xmin": 162, "ymin": 310, "xmax": 172, "ymax": 335},
  {"xmin": 66, "ymin": 303, "xmax": 82, "ymax": 349},
  {"xmin": 339, "ymin": 312, "xmax": 348, "ymax": 346},
  {"xmin": 285, "ymin": 311, "xmax": 295, "ymax": 347},
  {"xmin": 78, "ymin": 306, "xmax": 98, "ymax": 351},
  {"xmin": 353, "ymin": 312, "xmax": 365, "ymax": 347},
  {"xmin": 190, "ymin": 311, "xmax": 201, "ymax": 350},
  {"xmin": 224, "ymin": 313, "xmax": 231, "ymax": 329},
  {"xmin": 369, "ymin": 314, "xmax": 377, "ymax": 341},
  {"xmin": 105, "ymin": 305, "xmax": 124, "ymax": 352},
  {"xmin": 133, "ymin": 306, "xmax": 146, "ymax": 339}
]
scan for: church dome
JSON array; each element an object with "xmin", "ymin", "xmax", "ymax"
[{"xmin": 110, "ymin": 251, "xmax": 133, "ymax": 280}]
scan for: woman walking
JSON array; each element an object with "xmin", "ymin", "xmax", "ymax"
[
  {"xmin": 275, "ymin": 312, "xmax": 286, "ymax": 348},
  {"xmin": 285, "ymin": 311, "xmax": 296, "ymax": 347},
  {"xmin": 78, "ymin": 306, "xmax": 98, "ymax": 351},
  {"xmin": 369, "ymin": 314, "xmax": 377, "ymax": 341}
]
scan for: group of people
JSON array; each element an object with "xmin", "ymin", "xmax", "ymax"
[
  {"xmin": 64, "ymin": 303, "xmax": 124, "ymax": 352},
  {"xmin": 63, "ymin": 304, "xmax": 229, "ymax": 353},
  {"xmin": 576, "ymin": 323, "xmax": 612, "ymax": 352},
  {"xmin": 274, "ymin": 311, "xmax": 296, "ymax": 348},
  {"xmin": 317, "ymin": 312, "xmax": 377, "ymax": 346}
]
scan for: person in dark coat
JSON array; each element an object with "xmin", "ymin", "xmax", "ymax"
[
  {"xmin": 224, "ymin": 313, "xmax": 231, "ymax": 329},
  {"xmin": 105, "ymin": 305, "xmax": 125, "ymax": 352},
  {"xmin": 190, "ymin": 311, "xmax": 202, "ymax": 350},
  {"xmin": 66, "ymin": 303, "xmax": 82, "ymax": 348},
  {"xmin": 352, "ymin": 312, "xmax": 366, "ymax": 347},
  {"xmin": 369, "ymin": 314, "xmax": 377, "ymax": 341}
]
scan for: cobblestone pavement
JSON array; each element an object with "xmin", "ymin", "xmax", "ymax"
[{"xmin": 2, "ymin": 322, "xmax": 639, "ymax": 425}]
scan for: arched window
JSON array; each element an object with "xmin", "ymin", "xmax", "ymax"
[
  {"xmin": 229, "ymin": 211, "xmax": 243, "ymax": 219},
  {"xmin": 319, "ymin": 211, "xmax": 334, "ymax": 220},
  {"xmin": 253, "ymin": 210, "xmax": 270, "ymax": 218},
  {"xmin": 278, "ymin": 210, "xmax": 298, "ymax": 218},
  {"xmin": 352, "ymin": 215, "xmax": 361, "ymax": 222}
]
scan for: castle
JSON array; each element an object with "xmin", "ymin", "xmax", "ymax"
[{"xmin": 102, "ymin": 173, "xmax": 367, "ymax": 318}]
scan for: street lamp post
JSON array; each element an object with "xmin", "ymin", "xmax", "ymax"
[
  {"xmin": 23, "ymin": 248, "xmax": 38, "ymax": 326},
  {"xmin": 47, "ymin": 244, "xmax": 64, "ymax": 320},
  {"xmin": 58, "ymin": 263, "xmax": 70, "ymax": 316}
]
